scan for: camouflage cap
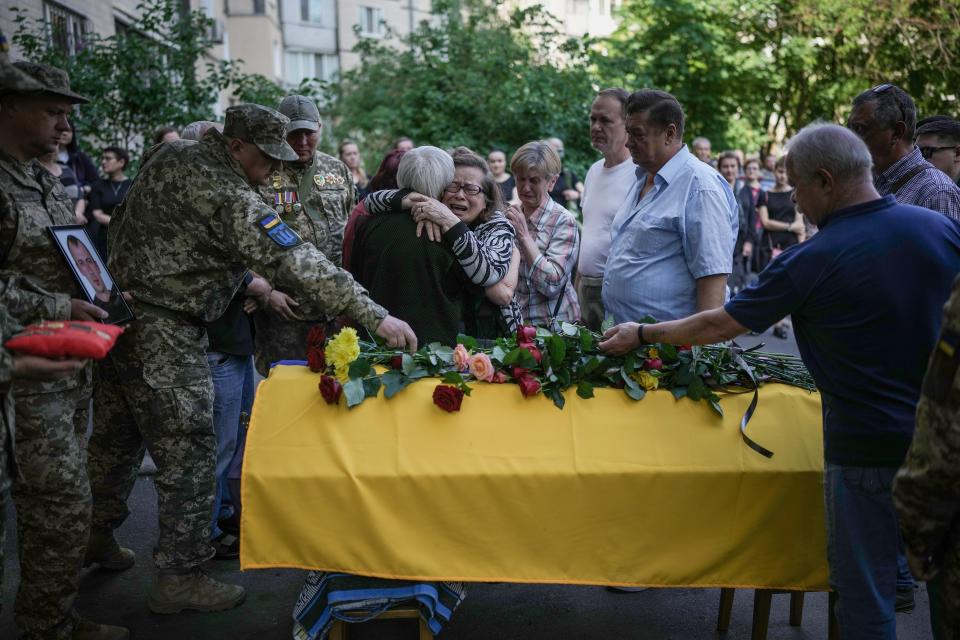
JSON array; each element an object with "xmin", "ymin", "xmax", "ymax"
[
  {"xmin": 12, "ymin": 61, "xmax": 89, "ymax": 103},
  {"xmin": 278, "ymin": 95, "xmax": 320, "ymax": 133},
  {"xmin": 223, "ymin": 103, "xmax": 297, "ymax": 162}
]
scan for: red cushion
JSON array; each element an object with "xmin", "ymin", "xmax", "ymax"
[{"xmin": 5, "ymin": 321, "xmax": 125, "ymax": 360}]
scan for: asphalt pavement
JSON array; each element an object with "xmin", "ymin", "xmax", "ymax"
[{"xmin": 0, "ymin": 327, "xmax": 936, "ymax": 639}]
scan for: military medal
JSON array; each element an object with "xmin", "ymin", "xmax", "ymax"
[{"xmin": 314, "ymin": 174, "xmax": 325, "ymax": 188}]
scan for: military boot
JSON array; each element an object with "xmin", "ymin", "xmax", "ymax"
[
  {"xmin": 148, "ymin": 567, "xmax": 246, "ymax": 614},
  {"xmin": 84, "ymin": 531, "xmax": 136, "ymax": 571},
  {"xmin": 73, "ymin": 618, "xmax": 130, "ymax": 640}
]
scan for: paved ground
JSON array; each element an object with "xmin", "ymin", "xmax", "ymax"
[{"xmin": 0, "ymin": 327, "xmax": 936, "ymax": 639}]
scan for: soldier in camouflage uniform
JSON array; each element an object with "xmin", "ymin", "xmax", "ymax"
[
  {"xmin": 252, "ymin": 95, "xmax": 354, "ymax": 375},
  {"xmin": 85, "ymin": 103, "xmax": 416, "ymax": 614},
  {"xmin": 0, "ymin": 59, "xmax": 129, "ymax": 640},
  {"xmin": 894, "ymin": 274, "xmax": 960, "ymax": 640}
]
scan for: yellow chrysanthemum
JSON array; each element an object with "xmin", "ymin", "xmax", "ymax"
[
  {"xmin": 327, "ymin": 327, "xmax": 360, "ymax": 381},
  {"xmin": 647, "ymin": 348, "xmax": 659, "ymax": 359},
  {"xmin": 631, "ymin": 370, "xmax": 659, "ymax": 391}
]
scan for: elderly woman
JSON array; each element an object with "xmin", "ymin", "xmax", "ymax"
[
  {"xmin": 349, "ymin": 146, "xmax": 471, "ymax": 345},
  {"xmin": 503, "ymin": 141, "xmax": 580, "ymax": 327},
  {"xmin": 363, "ymin": 147, "xmax": 522, "ymax": 339}
]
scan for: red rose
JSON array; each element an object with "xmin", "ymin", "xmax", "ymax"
[
  {"xmin": 307, "ymin": 346, "xmax": 326, "ymax": 372},
  {"xmin": 318, "ymin": 375, "xmax": 342, "ymax": 404},
  {"xmin": 643, "ymin": 358, "xmax": 663, "ymax": 371},
  {"xmin": 518, "ymin": 375, "xmax": 541, "ymax": 397},
  {"xmin": 679, "ymin": 344, "xmax": 692, "ymax": 351},
  {"xmin": 510, "ymin": 366, "xmax": 529, "ymax": 380},
  {"xmin": 389, "ymin": 355, "xmax": 403, "ymax": 370},
  {"xmin": 432, "ymin": 384, "xmax": 465, "ymax": 412},
  {"xmin": 523, "ymin": 345, "xmax": 543, "ymax": 364},
  {"xmin": 491, "ymin": 370, "xmax": 508, "ymax": 383},
  {"xmin": 306, "ymin": 325, "xmax": 326, "ymax": 350},
  {"xmin": 517, "ymin": 325, "xmax": 537, "ymax": 344}
]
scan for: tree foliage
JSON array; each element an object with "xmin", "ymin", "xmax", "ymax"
[
  {"xmin": 331, "ymin": 0, "xmax": 597, "ymax": 174},
  {"xmin": 595, "ymin": 0, "xmax": 960, "ymax": 153},
  {"xmin": 10, "ymin": 0, "xmax": 305, "ymax": 163}
]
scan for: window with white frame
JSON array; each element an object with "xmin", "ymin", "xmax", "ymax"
[
  {"xmin": 301, "ymin": 0, "xmax": 324, "ymax": 23},
  {"xmin": 357, "ymin": 6, "xmax": 385, "ymax": 38},
  {"xmin": 285, "ymin": 51, "xmax": 339, "ymax": 84},
  {"xmin": 43, "ymin": 1, "xmax": 89, "ymax": 56}
]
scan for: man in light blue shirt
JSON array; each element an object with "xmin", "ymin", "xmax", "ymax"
[{"xmin": 602, "ymin": 89, "xmax": 738, "ymax": 323}]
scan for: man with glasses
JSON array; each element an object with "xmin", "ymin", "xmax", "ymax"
[
  {"xmin": 916, "ymin": 116, "xmax": 960, "ymax": 185},
  {"xmin": 848, "ymin": 84, "xmax": 960, "ymax": 222}
]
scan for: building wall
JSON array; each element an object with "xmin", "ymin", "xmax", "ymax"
[{"xmin": 226, "ymin": 0, "xmax": 283, "ymax": 81}]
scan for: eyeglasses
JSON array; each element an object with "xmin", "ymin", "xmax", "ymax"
[
  {"xmin": 870, "ymin": 83, "xmax": 894, "ymax": 94},
  {"xmin": 444, "ymin": 182, "xmax": 482, "ymax": 196},
  {"xmin": 920, "ymin": 145, "xmax": 957, "ymax": 159}
]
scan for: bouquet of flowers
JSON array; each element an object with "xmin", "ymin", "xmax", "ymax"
[{"xmin": 304, "ymin": 322, "xmax": 815, "ymax": 420}]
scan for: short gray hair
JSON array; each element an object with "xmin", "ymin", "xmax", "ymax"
[
  {"xmin": 786, "ymin": 122, "xmax": 873, "ymax": 185},
  {"xmin": 181, "ymin": 120, "xmax": 222, "ymax": 141},
  {"xmin": 396, "ymin": 145, "xmax": 454, "ymax": 198}
]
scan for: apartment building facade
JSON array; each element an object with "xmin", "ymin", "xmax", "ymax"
[{"xmin": 1, "ymin": 0, "xmax": 618, "ymax": 98}]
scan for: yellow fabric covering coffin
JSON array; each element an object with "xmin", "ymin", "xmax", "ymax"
[{"xmin": 241, "ymin": 364, "xmax": 828, "ymax": 590}]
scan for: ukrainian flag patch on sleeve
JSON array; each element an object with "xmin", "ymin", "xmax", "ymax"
[{"xmin": 256, "ymin": 213, "xmax": 303, "ymax": 248}]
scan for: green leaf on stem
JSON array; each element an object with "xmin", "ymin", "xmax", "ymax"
[
  {"xmin": 709, "ymin": 399, "xmax": 724, "ymax": 416},
  {"xmin": 432, "ymin": 345, "xmax": 454, "ymax": 364},
  {"xmin": 576, "ymin": 381, "xmax": 594, "ymax": 399},
  {"xmin": 545, "ymin": 386, "xmax": 566, "ymax": 409},
  {"xmin": 401, "ymin": 353, "xmax": 416, "ymax": 375},
  {"xmin": 559, "ymin": 321, "xmax": 579, "ymax": 337},
  {"xmin": 547, "ymin": 335, "xmax": 566, "ymax": 368},
  {"xmin": 457, "ymin": 334, "xmax": 478, "ymax": 350},
  {"xmin": 343, "ymin": 378, "xmax": 366, "ymax": 408},
  {"xmin": 671, "ymin": 386, "xmax": 688, "ymax": 400},
  {"xmin": 579, "ymin": 328, "xmax": 594, "ymax": 351},
  {"xmin": 381, "ymin": 370, "xmax": 413, "ymax": 399},
  {"xmin": 362, "ymin": 376, "xmax": 381, "ymax": 399},
  {"xmin": 625, "ymin": 386, "xmax": 646, "ymax": 401},
  {"xmin": 348, "ymin": 358, "xmax": 371, "ymax": 379},
  {"xmin": 491, "ymin": 345, "xmax": 507, "ymax": 363},
  {"xmin": 442, "ymin": 371, "xmax": 464, "ymax": 384}
]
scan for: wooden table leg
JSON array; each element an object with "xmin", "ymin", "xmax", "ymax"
[
  {"xmin": 418, "ymin": 617, "xmax": 434, "ymax": 640},
  {"xmin": 717, "ymin": 588, "xmax": 736, "ymax": 632},
  {"xmin": 751, "ymin": 589, "xmax": 773, "ymax": 640},
  {"xmin": 789, "ymin": 592, "xmax": 805, "ymax": 626},
  {"xmin": 329, "ymin": 620, "xmax": 346, "ymax": 640},
  {"xmin": 828, "ymin": 591, "xmax": 839, "ymax": 640}
]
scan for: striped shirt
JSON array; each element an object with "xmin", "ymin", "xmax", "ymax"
[
  {"xmin": 515, "ymin": 198, "xmax": 581, "ymax": 327},
  {"xmin": 874, "ymin": 146, "xmax": 960, "ymax": 223}
]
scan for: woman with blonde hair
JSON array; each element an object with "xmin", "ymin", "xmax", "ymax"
[{"xmin": 503, "ymin": 140, "xmax": 580, "ymax": 327}]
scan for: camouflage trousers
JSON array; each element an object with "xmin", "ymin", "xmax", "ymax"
[
  {"xmin": 252, "ymin": 308, "xmax": 332, "ymax": 377},
  {"xmin": 9, "ymin": 382, "xmax": 91, "ymax": 640},
  {"xmin": 87, "ymin": 315, "xmax": 216, "ymax": 570},
  {"xmin": 930, "ymin": 548, "xmax": 960, "ymax": 640},
  {"xmin": 0, "ymin": 389, "xmax": 12, "ymax": 616}
]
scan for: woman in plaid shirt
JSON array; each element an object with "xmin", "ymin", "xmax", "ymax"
[{"xmin": 504, "ymin": 141, "xmax": 581, "ymax": 327}]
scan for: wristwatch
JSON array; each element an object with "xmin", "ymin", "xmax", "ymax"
[{"xmin": 636, "ymin": 323, "xmax": 649, "ymax": 345}]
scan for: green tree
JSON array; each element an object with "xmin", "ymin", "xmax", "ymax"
[
  {"xmin": 12, "ymin": 0, "xmax": 237, "ymax": 161},
  {"xmin": 330, "ymin": 0, "xmax": 597, "ymax": 175},
  {"xmin": 595, "ymin": 0, "xmax": 960, "ymax": 154}
]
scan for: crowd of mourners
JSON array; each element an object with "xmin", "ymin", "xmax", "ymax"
[{"xmin": 1, "ymin": 40, "xmax": 960, "ymax": 640}]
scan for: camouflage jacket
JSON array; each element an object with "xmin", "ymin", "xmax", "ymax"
[
  {"xmin": 0, "ymin": 301, "xmax": 21, "ymax": 488},
  {"xmin": 107, "ymin": 132, "xmax": 386, "ymax": 330},
  {"xmin": 894, "ymin": 274, "xmax": 960, "ymax": 591},
  {"xmin": 0, "ymin": 150, "xmax": 86, "ymax": 394},
  {"xmin": 0, "ymin": 150, "xmax": 77, "ymax": 321},
  {"xmin": 257, "ymin": 150, "xmax": 352, "ymax": 268}
]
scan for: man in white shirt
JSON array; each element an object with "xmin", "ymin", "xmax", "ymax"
[{"xmin": 576, "ymin": 88, "xmax": 635, "ymax": 330}]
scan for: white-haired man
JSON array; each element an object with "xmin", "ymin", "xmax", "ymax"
[{"xmin": 600, "ymin": 122, "xmax": 960, "ymax": 639}]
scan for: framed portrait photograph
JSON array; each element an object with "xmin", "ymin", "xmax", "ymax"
[{"xmin": 47, "ymin": 225, "xmax": 134, "ymax": 325}]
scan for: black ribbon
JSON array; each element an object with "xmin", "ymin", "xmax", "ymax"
[{"xmin": 729, "ymin": 342, "xmax": 774, "ymax": 459}]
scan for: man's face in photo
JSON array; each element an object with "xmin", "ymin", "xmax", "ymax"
[{"xmin": 68, "ymin": 238, "xmax": 106, "ymax": 293}]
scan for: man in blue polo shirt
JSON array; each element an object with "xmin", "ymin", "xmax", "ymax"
[{"xmin": 598, "ymin": 122, "xmax": 960, "ymax": 639}]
